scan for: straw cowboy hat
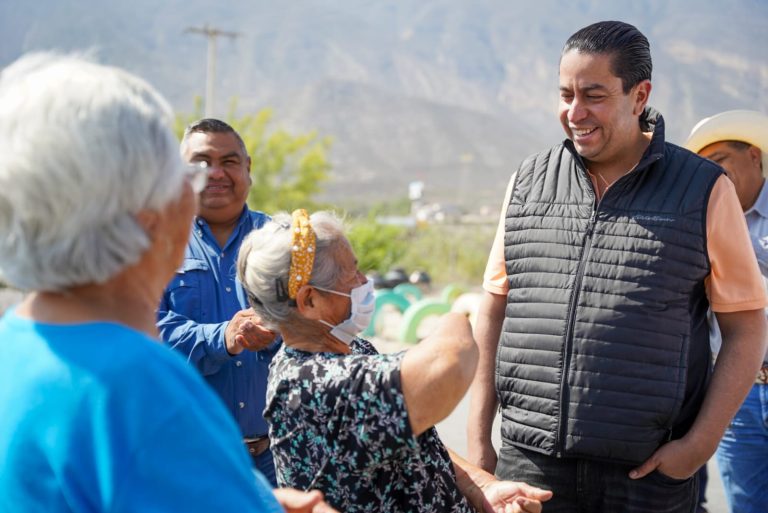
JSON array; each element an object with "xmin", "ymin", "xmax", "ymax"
[{"xmin": 685, "ymin": 109, "xmax": 768, "ymax": 177}]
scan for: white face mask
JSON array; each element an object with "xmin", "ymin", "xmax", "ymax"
[{"xmin": 316, "ymin": 280, "xmax": 375, "ymax": 345}]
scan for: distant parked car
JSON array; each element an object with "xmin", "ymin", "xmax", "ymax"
[
  {"xmin": 409, "ymin": 270, "xmax": 431, "ymax": 287},
  {"xmin": 366, "ymin": 271, "xmax": 386, "ymax": 289},
  {"xmin": 383, "ymin": 267, "xmax": 409, "ymax": 289},
  {"xmin": 368, "ymin": 268, "xmax": 432, "ymax": 290}
]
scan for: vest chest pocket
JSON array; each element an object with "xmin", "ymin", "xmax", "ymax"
[{"xmin": 166, "ymin": 258, "xmax": 209, "ymax": 320}]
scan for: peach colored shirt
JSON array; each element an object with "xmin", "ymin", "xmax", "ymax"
[{"xmin": 483, "ymin": 173, "xmax": 768, "ymax": 313}]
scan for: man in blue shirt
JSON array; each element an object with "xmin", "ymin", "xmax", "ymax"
[
  {"xmin": 686, "ymin": 110, "xmax": 768, "ymax": 513},
  {"xmin": 158, "ymin": 118, "xmax": 279, "ymax": 485}
]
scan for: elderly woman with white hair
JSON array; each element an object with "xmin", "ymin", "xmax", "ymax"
[
  {"xmin": 0, "ymin": 54, "xmax": 336, "ymax": 513},
  {"xmin": 237, "ymin": 209, "xmax": 552, "ymax": 513}
]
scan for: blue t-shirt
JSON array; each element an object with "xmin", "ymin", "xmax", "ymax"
[{"xmin": 0, "ymin": 309, "xmax": 282, "ymax": 513}]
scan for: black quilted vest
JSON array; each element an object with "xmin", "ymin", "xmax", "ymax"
[{"xmin": 498, "ymin": 110, "xmax": 723, "ymax": 464}]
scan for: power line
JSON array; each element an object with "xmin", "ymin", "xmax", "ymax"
[{"xmin": 184, "ymin": 24, "xmax": 240, "ymax": 117}]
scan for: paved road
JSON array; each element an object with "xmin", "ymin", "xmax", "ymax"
[{"xmin": 435, "ymin": 391, "xmax": 729, "ymax": 512}]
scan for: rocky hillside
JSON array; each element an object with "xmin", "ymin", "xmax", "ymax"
[{"xmin": 2, "ymin": 0, "xmax": 766, "ymax": 208}]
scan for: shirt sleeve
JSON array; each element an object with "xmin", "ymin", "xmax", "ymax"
[
  {"xmin": 482, "ymin": 172, "xmax": 517, "ymax": 295},
  {"xmin": 156, "ymin": 262, "xmax": 232, "ymax": 375},
  {"xmin": 156, "ymin": 299, "xmax": 231, "ymax": 374},
  {"xmin": 706, "ymin": 175, "xmax": 768, "ymax": 312}
]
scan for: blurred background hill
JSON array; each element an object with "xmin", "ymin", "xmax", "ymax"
[{"xmin": 2, "ymin": 0, "xmax": 767, "ymax": 211}]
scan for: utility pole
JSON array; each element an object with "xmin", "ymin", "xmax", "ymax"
[{"xmin": 184, "ymin": 24, "xmax": 240, "ymax": 117}]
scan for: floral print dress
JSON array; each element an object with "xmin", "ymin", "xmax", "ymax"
[{"xmin": 264, "ymin": 338, "xmax": 473, "ymax": 513}]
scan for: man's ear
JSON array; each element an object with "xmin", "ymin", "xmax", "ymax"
[
  {"xmin": 748, "ymin": 145, "xmax": 763, "ymax": 169},
  {"xmin": 632, "ymin": 79, "xmax": 652, "ymax": 116},
  {"xmin": 246, "ymin": 156, "xmax": 253, "ymax": 185},
  {"xmin": 135, "ymin": 209, "xmax": 160, "ymax": 239}
]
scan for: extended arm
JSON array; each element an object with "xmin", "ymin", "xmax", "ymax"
[
  {"xmin": 467, "ymin": 290, "xmax": 506, "ymax": 472},
  {"xmin": 400, "ymin": 312, "xmax": 479, "ymax": 436},
  {"xmin": 450, "ymin": 448, "xmax": 552, "ymax": 513}
]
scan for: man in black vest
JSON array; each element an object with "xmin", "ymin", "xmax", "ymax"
[{"xmin": 467, "ymin": 21, "xmax": 768, "ymax": 512}]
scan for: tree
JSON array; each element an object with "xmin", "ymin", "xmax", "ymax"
[
  {"xmin": 347, "ymin": 214, "xmax": 408, "ymax": 274},
  {"xmin": 175, "ymin": 100, "xmax": 332, "ymax": 214}
]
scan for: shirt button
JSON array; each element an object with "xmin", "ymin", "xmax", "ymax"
[
  {"xmin": 239, "ymin": 402, "xmax": 245, "ymax": 409},
  {"xmin": 235, "ymin": 361, "xmax": 242, "ymax": 367},
  {"xmin": 225, "ymin": 287, "xmax": 232, "ymax": 292},
  {"xmin": 221, "ymin": 252, "xmax": 225, "ymax": 257}
]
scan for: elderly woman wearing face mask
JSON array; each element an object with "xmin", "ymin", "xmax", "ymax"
[{"xmin": 237, "ymin": 210, "xmax": 552, "ymax": 513}]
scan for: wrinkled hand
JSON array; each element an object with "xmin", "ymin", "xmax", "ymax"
[
  {"xmin": 629, "ymin": 438, "xmax": 709, "ymax": 481},
  {"xmin": 467, "ymin": 440, "xmax": 498, "ymax": 474},
  {"xmin": 225, "ymin": 308, "xmax": 276, "ymax": 356},
  {"xmin": 272, "ymin": 488, "xmax": 339, "ymax": 513},
  {"xmin": 479, "ymin": 481, "xmax": 553, "ymax": 513}
]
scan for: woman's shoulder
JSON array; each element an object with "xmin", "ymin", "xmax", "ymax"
[
  {"xmin": 268, "ymin": 342, "xmax": 407, "ymax": 412},
  {"xmin": 0, "ymin": 314, "xmax": 245, "ymax": 452},
  {"xmin": 30, "ymin": 321, "xmax": 224, "ymax": 414},
  {"xmin": 273, "ymin": 340, "xmax": 395, "ymax": 381},
  {"xmin": 0, "ymin": 314, "xmax": 183, "ymax": 383}
]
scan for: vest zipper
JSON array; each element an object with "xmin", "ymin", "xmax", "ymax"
[
  {"xmin": 551, "ymin": 145, "xmax": 663, "ymax": 456},
  {"xmin": 555, "ymin": 203, "xmax": 597, "ymax": 456}
]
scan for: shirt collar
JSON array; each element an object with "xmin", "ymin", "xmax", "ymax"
[
  {"xmin": 747, "ymin": 180, "xmax": 768, "ymax": 219},
  {"xmin": 194, "ymin": 205, "xmax": 250, "ymax": 228},
  {"xmin": 193, "ymin": 205, "xmax": 251, "ymax": 250},
  {"xmin": 634, "ymin": 106, "xmax": 665, "ymax": 172},
  {"xmin": 564, "ymin": 106, "xmax": 665, "ymax": 174}
]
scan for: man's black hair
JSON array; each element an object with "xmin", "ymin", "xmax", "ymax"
[
  {"xmin": 562, "ymin": 20, "xmax": 652, "ymax": 94},
  {"xmin": 182, "ymin": 118, "xmax": 248, "ymax": 156}
]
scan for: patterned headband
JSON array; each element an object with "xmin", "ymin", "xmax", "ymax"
[{"xmin": 288, "ymin": 209, "xmax": 316, "ymax": 299}]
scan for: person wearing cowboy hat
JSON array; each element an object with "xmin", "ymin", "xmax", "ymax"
[{"xmin": 686, "ymin": 110, "xmax": 768, "ymax": 513}]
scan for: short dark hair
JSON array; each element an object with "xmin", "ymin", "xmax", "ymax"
[
  {"xmin": 726, "ymin": 140, "xmax": 752, "ymax": 152},
  {"xmin": 181, "ymin": 118, "xmax": 248, "ymax": 156},
  {"xmin": 562, "ymin": 21, "xmax": 652, "ymax": 94}
]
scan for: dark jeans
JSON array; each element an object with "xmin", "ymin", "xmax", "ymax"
[
  {"xmin": 696, "ymin": 464, "xmax": 707, "ymax": 509},
  {"xmin": 496, "ymin": 444, "xmax": 698, "ymax": 513}
]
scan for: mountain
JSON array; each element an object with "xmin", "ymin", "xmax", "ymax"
[{"xmin": 2, "ymin": 0, "xmax": 767, "ymax": 209}]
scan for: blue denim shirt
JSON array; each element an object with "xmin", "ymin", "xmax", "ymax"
[
  {"xmin": 157, "ymin": 207, "xmax": 278, "ymax": 437},
  {"xmin": 746, "ymin": 180, "xmax": 768, "ymax": 279},
  {"xmin": 747, "ymin": 180, "xmax": 768, "ymax": 363}
]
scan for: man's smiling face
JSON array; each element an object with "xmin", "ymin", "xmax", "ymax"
[{"xmin": 182, "ymin": 130, "xmax": 252, "ymax": 224}]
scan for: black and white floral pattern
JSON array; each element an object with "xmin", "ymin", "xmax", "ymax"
[{"xmin": 265, "ymin": 338, "xmax": 473, "ymax": 512}]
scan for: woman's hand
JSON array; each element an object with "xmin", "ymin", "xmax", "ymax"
[
  {"xmin": 272, "ymin": 488, "xmax": 339, "ymax": 513},
  {"xmin": 478, "ymin": 480, "xmax": 553, "ymax": 513}
]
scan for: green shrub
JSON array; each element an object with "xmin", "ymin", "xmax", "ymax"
[
  {"xmin": 347, "ymin": 217, "xmax": 495, "ymax": 288},
  {"xmin": 398, "ymin": 224, "xmax": 494, "ymax": 287},
  {"xmin": 347, "ymin": 217, "xmax": 408, "ymax": 274}
]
